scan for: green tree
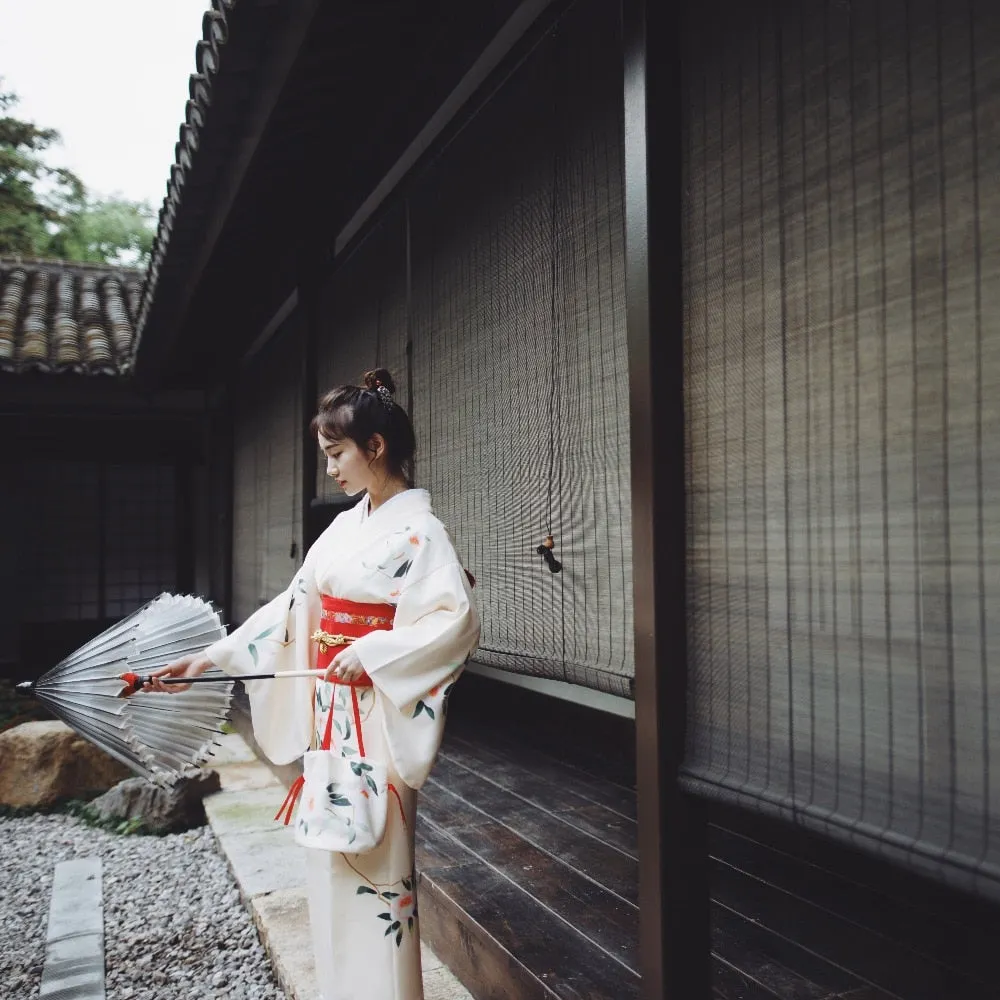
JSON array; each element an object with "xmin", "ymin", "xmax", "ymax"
[
  {"xmin": 50, "ymin": 196, "xmax": 156, "ymax": 269},
  {"xmin": 0, "ymin": 82, "xmax": 155, "ymax": 267},
  {"xmin": 0, "ymin": 84, "xmax": 84, "ymax": 256}
]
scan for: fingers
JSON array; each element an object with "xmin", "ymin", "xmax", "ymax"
[
  {"xmin": 142, "ymin": 677, "xmax": 179, "ymax": 694},
  {"xmin": 322, "ymin": 649, "xmax": 341, "ymax": 683},
  {"xmin": 323, "ymin": 651, "xmax": 361, "ymax": 683},
  {"xmin": 143, "ymin": 680, "xmax": 191, "ymax": 694},
  {"xmin": 140, "ymin": 658, "xmax": 197, "ymax": 695},
  {"xmin": 151, "ymin": 656, "xmax": 193, "ymax": 679}
]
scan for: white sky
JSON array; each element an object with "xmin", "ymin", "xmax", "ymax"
[{"xmin": 0, "ymin": 0, "xmax": 210, "ymax": 207}]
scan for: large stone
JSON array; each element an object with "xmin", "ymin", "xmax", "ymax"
[
  {"xmin": 0, "ymin": 720, "xmax": 132, "ymax": 809},
  {"xmin": 88, "ymin": 769, "xmax": 222, "ymax": 833}
]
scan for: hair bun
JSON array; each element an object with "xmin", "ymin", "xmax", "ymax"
[{"xmin": 362, "ymin": 368, "xmax": 396, "ymax": 396}]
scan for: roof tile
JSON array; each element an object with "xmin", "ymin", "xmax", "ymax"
[{"xmin": 0, "ymin": 258, "xmax": 144, "ymax": 376}]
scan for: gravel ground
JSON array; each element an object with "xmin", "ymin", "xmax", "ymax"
[{"xmin": 0, "ymin": 813, "xmax": 286, "ymax": 1000}]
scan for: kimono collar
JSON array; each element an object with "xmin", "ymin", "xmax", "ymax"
[{"xmin": 362, "ymin": 488, "xmax": 431, "ymax": 524}]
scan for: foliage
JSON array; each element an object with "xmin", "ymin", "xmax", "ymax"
[
  {"xmin": 0, "ymin": 81, "xmax": 155, "ymax": 267},
  {"xmin": 0, "ymin": 798, "xmax": 152, "ymax": 836},
  {"xmin": 70, "ymin": 800, "xmax": 151, "ymax": 836},
  {"xmin": 0, "ymin": 85, "xmax": 80, "ymax": 256},
  {"xmin": 49, "ymin": 195, "xmax": 156, "ymax": 268}
]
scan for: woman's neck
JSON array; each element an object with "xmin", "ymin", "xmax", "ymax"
[{"xmin": 367, "ymin": 477, "xmax": 409, "ymax": 512}]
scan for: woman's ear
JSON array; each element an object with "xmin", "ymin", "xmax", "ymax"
[{"xmin": 367, "ymin": 433, "xmax": 387, "ymax": 461}]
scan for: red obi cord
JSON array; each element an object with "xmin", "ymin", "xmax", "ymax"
[
  {"xmin": 274, "ymin": 595, "xmax": 396, "ymax": 827},
  {"xmin": 275, "ymin": 775, "xmax": 304, "ymax": 826}
]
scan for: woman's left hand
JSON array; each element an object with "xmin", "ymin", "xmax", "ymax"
[{"xmin": 325, "ymin": 646, "xmax": 364, "ymax": 683}]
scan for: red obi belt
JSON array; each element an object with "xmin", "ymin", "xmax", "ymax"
[{"xmin": 311, "ymin": 595, "xmax": 396, "ymax": 686}]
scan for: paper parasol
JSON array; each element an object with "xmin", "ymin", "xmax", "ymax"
[{"xmin": 18, "ymin": 593, "xmax": 234, "ymax": 783}]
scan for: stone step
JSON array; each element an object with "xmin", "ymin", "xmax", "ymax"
[{"xmin": 40, "ymin": 858, "xmax": 105, "ymax": 1000}]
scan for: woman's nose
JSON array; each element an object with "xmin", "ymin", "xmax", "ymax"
[{"xmin": 326, "ymin": 456, "xmax": 337, "ymax": 477}]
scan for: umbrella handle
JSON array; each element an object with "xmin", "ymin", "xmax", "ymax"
[{"xmin": 120, "ymin": 670, "xmax": 327, "ymax": 693}]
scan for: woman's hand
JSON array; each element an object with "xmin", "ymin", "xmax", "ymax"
[
  {"xmin": 144, "ymin": 653, "xmax": 215, "ymax": 694},
  {"xmin": 324, "ymin": 646, "xmax": 364, "ymax": 684}
]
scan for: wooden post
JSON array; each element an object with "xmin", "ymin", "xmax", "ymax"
[{"xmin": 623, "ymin": 0, "xmax": 712, "ymax": 996}]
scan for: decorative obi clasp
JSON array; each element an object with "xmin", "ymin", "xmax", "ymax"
[{"xmin": 310, "ymin": 630, "xmax": 357, "ymax": 655}]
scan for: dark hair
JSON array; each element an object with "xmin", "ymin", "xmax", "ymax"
[{"xmin": 309, "ymin": 369, "xmax": 416, "ymax": 484}]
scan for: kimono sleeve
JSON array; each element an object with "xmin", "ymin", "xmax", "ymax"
[
  {"xmin": 352, "ymin": 529, "xmax": 480, "ymax": 789},
  {"xmin": 203, "ymin": 556, "xmax": 321, "ymax": 766}
]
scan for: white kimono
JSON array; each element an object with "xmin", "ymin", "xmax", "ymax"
[{"xmin": 204, "ymin": 489, "xmax": 480, "ymax": 1000}]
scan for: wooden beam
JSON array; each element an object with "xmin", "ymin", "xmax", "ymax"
[
  {"xmin": 622, "ymin": 0, "xmax": 712, "ymax": 997},
  {"xmin": 334, "ymin": 0, "xmax": 561, "ymax": 258},
  {"xmin": 241, "ymin": 289, "xmax": 299, "ymax": 368}
]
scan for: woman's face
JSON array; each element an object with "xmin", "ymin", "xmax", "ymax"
[{"xmin": 319, "ymin": 432, "xmax": 375, "ymax": 497}]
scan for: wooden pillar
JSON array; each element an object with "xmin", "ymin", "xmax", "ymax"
[{"xmin": 622, "ymin": 0, "xmax": 712, "ymax": 996}]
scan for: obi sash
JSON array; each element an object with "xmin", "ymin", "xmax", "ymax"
[{"xmin": 311, "ymin": 595, "xmax": 396, "ymax": 681}]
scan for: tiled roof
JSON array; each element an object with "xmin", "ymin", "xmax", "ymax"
[
  {"xmin": 136, "ymin": 0, "xmax": 235, "ymax": 345},
  {"xmin": 0, "ymin": 258, "xmax": 144, "ymax": 376}
]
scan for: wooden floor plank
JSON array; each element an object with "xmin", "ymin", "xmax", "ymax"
[
  {"xmin": 434, "ymin": 754, "xmax": 638, "ymax": 860},
  {"xmin": 423, "ymin": 762, "xmax": 639, "ymax": 904},
  {"xmin": 415, "ymin": 811, "xmax": 469, "ymax": 872},
  {"xmin": 711, "ymin": 953, "xmax": 789, "ymax": 1000},
  {"xmin": 435, "ymin": 747, "xmax": 637, "ymax": 857},
  {"xmin": 710, "ymin": 858, "xmax": 991, "ymax": 1000},
  {"xmin": 448, "ymin": 680, "xmax": 636, "ymax": 789},
  {"xmin": 421, "ymin": 780, "xmax": 639, "ymax": 972},
  {"xmin": 711, "ymin": 826, "xmax": 998, "ymax": 990},
  {"xmin": 830, "ymin": 989, "xmax": 905, "ymax": 1000},
  {"xmin": 445, "ymin": 730, "xmax": 638, "ymax": 821},
  {"xmin": 418, "ymin": 814, "xmax": 641, "ymax": 1000},
  {"xmin": 712, "ymin": 902, "xmax": 858, "ymax": 999}
]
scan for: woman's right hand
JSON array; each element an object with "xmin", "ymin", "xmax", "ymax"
[{"xmin": 144, "ymin": 653, "xmax": 216, "ymax": 694}]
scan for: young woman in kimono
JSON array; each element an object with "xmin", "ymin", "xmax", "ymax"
[{"xmin": 149, "ymin": 369, "xmax": 480, "ymax": 1000}]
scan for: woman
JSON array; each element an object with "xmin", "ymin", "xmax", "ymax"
[{"xmin": 150, "ymin": 369, "xmax": 480, "ymax": 1000}]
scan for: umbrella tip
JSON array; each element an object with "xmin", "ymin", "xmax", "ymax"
[{"xmin": 15, "ymin": 681, "xmax": 34, "ymax": 695}]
